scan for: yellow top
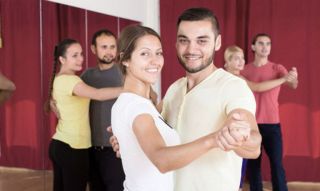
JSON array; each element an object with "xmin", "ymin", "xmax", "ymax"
[
  {"xmin": 52, "ymin": 75, "xmax": 91, "ymax": 149},
  {"xmin": 162, "ymin": 69, "xmax": 256, "ymax": 191}
]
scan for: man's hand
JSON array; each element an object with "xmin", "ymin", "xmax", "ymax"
[
  {"xmin": 285, "ymin": 67, "xmax": 298, "ymax": 89},
  {"xmin": 216, "ymin": 113, "xmax": 251, "ymax": 151},
  {"xmin": 286, "ymin": 67, "xmax": 298, "ymax": 82},
  {"xmin": 107, "ymin": 126, "xmax": 121, "ymax": 158}
]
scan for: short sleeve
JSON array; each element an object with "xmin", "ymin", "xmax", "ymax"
[
  {"xmin": 127, "ymin": 101, "xmax": 155, "ymax": 128},
  {"xmin": 274, "ymin": 64, "xmax": 288, "ymax": 77},
  {"xmin": 54, "ymin": 75, "xmax": 82, "ymax": 96},
  {"xmin": 223, "ymin": 79, "xmax": 256, "ymax": 116},
  {"xmin": 80, "ymin": 70, "xmax": 88, "ymax": 83}
]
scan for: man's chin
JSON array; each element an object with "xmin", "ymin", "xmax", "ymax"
[
  {"xmin": 101, "ymin": 62, "xmax": 113, "ymax": 65},
  {"xmin": 99, "ymin": 59, "xmax": 115, "ymax": 65}
]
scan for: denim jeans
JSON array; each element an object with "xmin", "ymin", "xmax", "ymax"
[{"xmin": 247, "ymin": 123, "xmax": 288, "ymax": 191}]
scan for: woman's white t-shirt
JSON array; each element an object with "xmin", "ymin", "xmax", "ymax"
[{"xmin": 112, "ymin": 93, "xmax": 180, "ymax": 191}]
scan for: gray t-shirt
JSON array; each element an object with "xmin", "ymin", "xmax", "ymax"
[{"xmin": 81, "ymin": 64, "xmax": 123, "ymax": 146}]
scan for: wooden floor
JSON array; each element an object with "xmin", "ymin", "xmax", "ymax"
[
  {"xmin": 242, "ymin": 181, "xmax": 320, "ymax": 191},
  {"xmin": 1, "ymin": 166, "xmax": 320, "ymax": 191}
]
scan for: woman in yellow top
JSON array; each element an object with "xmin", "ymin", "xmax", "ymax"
[{"xmin": 46, "ymin": 38, "xmax": 122, "ymax": 191}]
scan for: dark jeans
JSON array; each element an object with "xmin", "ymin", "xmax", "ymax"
[
  {"xmin": 89, "ymin": 146, "xmax": 125, "ymax": 191},
  {"xmin": 49, "ymin": 139, "xmax": 89, "ymax": 191},
  {"xmin": 247, "ymin": 124, "xmax": 288, "ymax": 191},
  {"xmin": 239, "ymin": 159, "xmax": 248, "ymax": 188}
]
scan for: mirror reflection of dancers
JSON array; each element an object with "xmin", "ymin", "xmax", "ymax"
[{"xmin": 45, "ymin": 39, "xmax": 122, "ymax": 191}]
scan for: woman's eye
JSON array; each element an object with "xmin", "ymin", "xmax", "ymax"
[{"xmin": 157, "ymin": 52, "xmax": 163, "ymax": 56}]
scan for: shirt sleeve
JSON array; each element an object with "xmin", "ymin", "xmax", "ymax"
[
  {"xmin": 127, "ymin": 101, "xmax": 155, "ymax": 128},
  {"xmin": 223, "ymin": 78, "xmax": 256, "ymax": 116},
  {"xmin": 55, "ymin": 75, "xmax": 82, "ymax": 96},
  {"xmin": 80, "ymin": 69, "xmax": 89, "ymax": 83},
  {"xmin": 274, "ymin": 64, "xmax": 288, "ymax": 77}
]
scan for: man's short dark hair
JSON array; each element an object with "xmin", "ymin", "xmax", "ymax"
[
  {"xmin": 177, "ymin": 7, "xmax": 220, "ymax": 37},
  {"xmin": 91, "ymin": 29, "xmax": 116, "ymax": 46},
  {"xmin": 252, "ymin": 33, "xmax": 271, "ymax": 45}
]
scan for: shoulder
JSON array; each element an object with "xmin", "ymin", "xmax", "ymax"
[
  {"xmin": 81, "ymin": 67, "xmax": 96, "ymax": 77},
  {"xmin": 269, "ymin": 62, "xmax": 288, "ymax": 74},
  {"xmin": 56, "ymin": 74, "xmax": 81, "ymax": 82},
  {"xmin": 114, "ymin": 93, "xmax": 155, "ymax": 120},
  {"xmin": 165, "ymin": 77, "xmax": 186, "ymax": 94},
  {"xmin": 211, "ymin": 69, "xmax": 245, "ymax": 85},
  {"xmin": 270, "ymin": 61, "xmax": 287, "ymax": 70},
  {"xmin": 241, "ymin": 62, "xmax": 254, "ymax": 76},
  {"xmin": 53, "ymin": 75, "xmax": 82, "ymax": 93},
  {"xmin": 162, "ymin": 77, "xmax": 186, "ymax": 103},
  {"xmin": 117, "ymin": 93, "xmax": 153, "ymax": 109}
]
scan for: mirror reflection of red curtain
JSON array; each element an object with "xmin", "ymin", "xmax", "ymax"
[
  {"xmin": 160, "ymin": 0, "xmax": 320, "ymax": 182},
  {"xmin": 0, "ymin": 0, "xmax": 137, "ymax": 170}
]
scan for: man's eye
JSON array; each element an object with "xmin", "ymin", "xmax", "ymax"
[
  {"xmin": 198, "ymin": 40, "xmax": 208, "ymax": 44},
  {"xmin": 179, "ymin": 39, "xmax": 188, "ymax": 44}
]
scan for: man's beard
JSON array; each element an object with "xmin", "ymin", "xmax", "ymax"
[
  {"xmin": 99, "ymin": 57, "xmax": 115, "ymax": 65},
  {"xmin": 177, "ymin": 53, "xmax": 214, "ymax": 73}
]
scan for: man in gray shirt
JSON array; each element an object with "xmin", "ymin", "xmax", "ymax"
[{"xmin": 81, "ymin": 29, "xmax": 124, "ymax": 191}]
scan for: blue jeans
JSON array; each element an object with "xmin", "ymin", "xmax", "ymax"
[{"xmin": 247, "ymin": 124, "xmax": 288, "ymax": 191}]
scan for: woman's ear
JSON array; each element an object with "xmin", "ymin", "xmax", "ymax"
[
  {"xmin": 58, "ymin": 56, "xmax": 65, "ymax": 65},
  {"xmin": 119, "ymin": 52, "xmax": 129, "ymax": 67},
  {"xmin": 122, "ymin": 61, "xmax": 129, "ymax": 68}
]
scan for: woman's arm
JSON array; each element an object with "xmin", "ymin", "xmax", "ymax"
[
  {"xmin": 132, "ymin": 114, "xmax": 217, "ymax": 173},
  {"xmin": 72, "ymin": 81, "xmax": 122, "ymax": 101}
]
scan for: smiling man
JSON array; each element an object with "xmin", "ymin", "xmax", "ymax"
[{"xmin": 161, "ymin": 8, "xmax": 262, "ymax": 191}]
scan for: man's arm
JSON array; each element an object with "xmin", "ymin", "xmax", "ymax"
[
  {"xmin": 217, "ymin": 109, "xmax": 261, "ymax": 159},
  {"xmin": 0, "ymin": 73, "xmax": 16, "ymax": 105},
  {"xmin": 0, "ymin": 72, "xmax": 16, "ymax": 91},
  {"xmin": 245, "ymin": 77, "xmax": 286, "ymax": 92}
]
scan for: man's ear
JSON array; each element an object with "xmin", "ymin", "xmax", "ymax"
[
  {"xmin": 214, "ymin": 35, "xmax": 222, "ymax": 51},
  {"xmin": 91, "ymin": 45, "xmax": 96, "ymax": 55},
  {"xmin": 251, "ymin": 44, "xmax": 256, "ymax": 52}
]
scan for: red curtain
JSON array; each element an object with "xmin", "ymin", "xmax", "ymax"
[
  {"xmin": 0, "ymin": 0, "xmax": 137, "ymax": 170},
  {"xmin": 160, "ymin": 0, "xmax": 320, "ymax": 181}
]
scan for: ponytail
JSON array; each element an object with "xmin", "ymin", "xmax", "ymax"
[{"xmin": 44, "ymin": 39, "xmax": 79, "ymax": 113}]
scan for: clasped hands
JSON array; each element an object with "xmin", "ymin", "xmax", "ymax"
[{"xmin": 215, "ymin": 112, "xmax": 251, "ymax": 152}]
